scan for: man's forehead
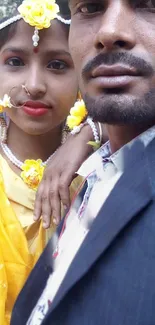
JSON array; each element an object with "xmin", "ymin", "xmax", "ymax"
[
  {"xmin": 68, "ymin": 0, "xmax": 80, "ymax": 6},
  {"xmin": 68, "ymin": 0, "xmax": 155, "ymax": 6}
]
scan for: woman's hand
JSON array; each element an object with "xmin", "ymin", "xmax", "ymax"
[
  {"xmin": 34, "ymin": 125, "xmax": 95, "ymax": 228},
  {"xmin": 34, "ymin": 124, "xmax": 108, "ymax": 228}
]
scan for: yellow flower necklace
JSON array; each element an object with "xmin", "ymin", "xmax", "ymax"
[
  {"xmin": 0, "ymin": 142, "xmax": 53, "ymax": 191},
  {"xmin": 0, "ymin": 92, "xmax": 69, "ymax": 191},
  {"xmin": 0, "ymin": 95, "xmax": 46, "ymax": 190}
]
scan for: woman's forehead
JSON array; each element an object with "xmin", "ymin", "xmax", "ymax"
[{"xmin": 2, "ymin": 18, "xmax": 69, "ymax": 53}]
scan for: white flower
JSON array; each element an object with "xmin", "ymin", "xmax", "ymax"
[{"xmin": 0, "ymin": 94, "xmax": 12, "ymax": 112}]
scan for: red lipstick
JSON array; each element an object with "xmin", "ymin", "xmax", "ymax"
[{"xmin": 23, "ymin": 101, "xmax": 49, "ymax": 117}]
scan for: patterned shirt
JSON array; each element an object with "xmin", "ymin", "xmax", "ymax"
[{"xmin": 27, "ymin": 141, "xmax": 113, "ymax": 325}]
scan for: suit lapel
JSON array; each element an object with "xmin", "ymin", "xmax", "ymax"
[{"xmin": 44, "ymin": 138, "xmax": 154, "ymax": 319}]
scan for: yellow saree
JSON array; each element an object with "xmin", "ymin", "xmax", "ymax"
[{"xmin": 0, "ymin": 154, "xmax": 82, "ymax": 324}]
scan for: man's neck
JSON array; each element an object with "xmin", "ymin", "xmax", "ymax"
[{"xmin": 106, "ymin": 124, "xmax": 154, "ymax": 154}]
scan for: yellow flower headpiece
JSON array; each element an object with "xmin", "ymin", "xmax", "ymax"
[
  {"xmin": 18, "ymin": 0, "xmax": 59, "ymax": 47},
  {"xmin": 0, "ymin": 0, "xmax": 71, "ymax": 48},
  {"xmin": 66, "ymin": 99, "xmax": 88, "ymax": 130}
]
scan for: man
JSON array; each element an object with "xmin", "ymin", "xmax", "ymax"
[{"xmin": 11, "ymin": 0, "xmax": 155, "ymax": 324}]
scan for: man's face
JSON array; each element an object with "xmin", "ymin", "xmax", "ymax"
[{"xmin": 69, "ymin": 0, "xmax": 155, "ymax": 126}]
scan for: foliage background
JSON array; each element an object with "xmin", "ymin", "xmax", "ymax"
[{"xmin": 0, "ymin": 0, "xmax": 22, "ymax": 18}]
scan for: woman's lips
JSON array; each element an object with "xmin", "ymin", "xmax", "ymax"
[{"xmin": 23, "ymin": 101, "xmax": 49, "ymax": 117}]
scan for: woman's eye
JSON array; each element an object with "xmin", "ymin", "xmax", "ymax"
[
  {"xmin": 5, "ymin": 57, "xmax": 24, "ymax": 67},
  {"xmin": 78, "ymin": 3, "xmax": 103, "ymax": 14},
  {"xmin": 47, "ymin": 60, "xmax": 67, "ymax": 70}
]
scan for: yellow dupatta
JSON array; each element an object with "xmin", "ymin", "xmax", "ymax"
[
  {"xmin": 0, "ymin": 155, "xmax": 55, "ymax": 325},
  {"xmin": 0, "ymin": 154, "xmax": 83, "ymax": 324}
]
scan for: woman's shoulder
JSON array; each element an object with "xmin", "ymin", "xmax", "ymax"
[{"xmin": 0, "ymin": 153, "xmax": 13, "ymax": 179}]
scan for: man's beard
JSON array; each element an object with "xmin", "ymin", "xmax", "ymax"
[
  {"xmin": 83, "ymin": 89, "xmax": 155, "ymax": 126},
  {"xmin": 81, "ymin": 52, "xmax": 155, "ymax": 127}
]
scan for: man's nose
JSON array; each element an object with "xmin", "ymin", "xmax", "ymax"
[{"xmin": 94, "ymin": 0, "xmax": 136, "ymax": 52}]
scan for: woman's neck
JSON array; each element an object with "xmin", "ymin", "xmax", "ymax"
[{"xmin": 6, "ymin": 122, "xmax": 63, "ymax": 162}]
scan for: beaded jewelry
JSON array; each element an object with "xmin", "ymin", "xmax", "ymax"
[
  {"xmin": 0, "ymin": 117, "xmax": 68, "ymax": 190},
  {"xmin": 0, "ymin": 0, "xmax": 71, "ymax": 190},
  {"xmin": 0, "ymin": 88, "xmax": 69, "ymax": 190}
]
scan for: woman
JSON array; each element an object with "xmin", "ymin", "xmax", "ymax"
[{"xmin": 0, "ymin": 0, "xmax": 88, "ymax": 323}]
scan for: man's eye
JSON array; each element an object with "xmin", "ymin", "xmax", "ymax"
[
  {"xmin": 5, "ymin": 57, "xmax": 24, "ymax": 66},
  {"xmin": 47, "ymin": 60, "xmax": 67, "ymax": 70},
  {"xmin": 78, "ymin": 3, "xmax": 103, "ymax": 14}
]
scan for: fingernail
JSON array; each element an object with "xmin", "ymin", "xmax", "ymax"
[
  {"xmin": 43, "ymin": 222, "xmax": 48, "ymax": 228},
  {"xmin": 33, "ymin": 215, "xmax": 38, "ymax": 221},
  {"xmin": 64, "ymin": 205, "xmax": 68, "ymax": 210},
  {"xmin": 53, "ymin": 218, "xmax": 59, "ymax": 226}
]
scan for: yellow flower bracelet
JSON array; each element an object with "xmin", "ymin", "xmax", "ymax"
[{"xmin": 66, "ymin": 99, "xmax": 101, "ymax": 150}]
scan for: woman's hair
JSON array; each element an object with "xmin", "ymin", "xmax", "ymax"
[{"xmin": 0, "ymin": 17, "xmax": 18, "ymax": 49}]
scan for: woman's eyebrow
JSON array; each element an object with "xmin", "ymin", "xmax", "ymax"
[
  {"xmin": 1, "ymin": 47, "xmax": 29, "ymax": 55},
  {"xmin": 42, "ymin": 49, "xmax": 71, "ymax": 57},
  {"xmin": 1, "ymin": 47, "xmax": 71, "ymax": 58}
]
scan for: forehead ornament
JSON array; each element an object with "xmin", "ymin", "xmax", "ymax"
[{"xmin": 0, "ymin": 0, "xmax": 71, "ymax": 48}]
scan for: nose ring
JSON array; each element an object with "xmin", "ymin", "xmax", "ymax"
[{"xmin": 22, "ymin": 85, "xmax": 30, "ymax": 96}]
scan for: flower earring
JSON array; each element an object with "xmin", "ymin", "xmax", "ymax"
[{"xmin": 0, "ymin": 94, "xmax": 12, "ymax": 113}]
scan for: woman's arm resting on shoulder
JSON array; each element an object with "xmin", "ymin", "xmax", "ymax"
[{"xmin": 34, "ymin": 124, "xmax": 108, "ymax": 228}]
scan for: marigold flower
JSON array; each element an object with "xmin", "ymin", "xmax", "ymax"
[
  {"xmin": 21, "ymin": 159, "xmax": 45, "ymax": 191},
  {"xmin": 18, "ymin": 0, "xmax": 59, "ymax": 30},
  {"xmin": 67, "ymin": 100, "xmax": 88, "ymax": 130},
  {"xmin": 67, "ymin": 115, "xmax": 83, "ymax": 130}
]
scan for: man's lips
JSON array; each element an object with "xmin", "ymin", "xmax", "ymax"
[
  {"xmin": 92, "ymin": 65, "xmax": 139, "ymax": 78},
  {"xmin": 23, "ymin": 101, "xmax": 50, "ymax": 117},
  {"xmin": 91, "ymin": 65, "xmax": 140, "ymax": 89}
]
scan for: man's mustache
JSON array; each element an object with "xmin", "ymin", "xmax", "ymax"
[{"xmin": 82, "ymin": 52, "xmax": 154, "ymax": 79}]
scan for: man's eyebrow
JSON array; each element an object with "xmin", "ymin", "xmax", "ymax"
[{"xmin": 68, "ymin": 0, "xmax": 77, "ymax": 7}]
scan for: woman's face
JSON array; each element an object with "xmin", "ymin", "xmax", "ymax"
[{"xmin": 0, "ymin": 19, "xmax": 78, "ymax": 135}]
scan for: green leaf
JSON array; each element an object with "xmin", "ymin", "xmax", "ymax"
[{"xmin": 87, "ymin": 141, "xmax": 101, "ymax": 150}]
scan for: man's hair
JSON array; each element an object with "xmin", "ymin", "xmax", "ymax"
[{"xmin": 57, "ymin": 0, "xmax": 70, "ymax": 19}]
